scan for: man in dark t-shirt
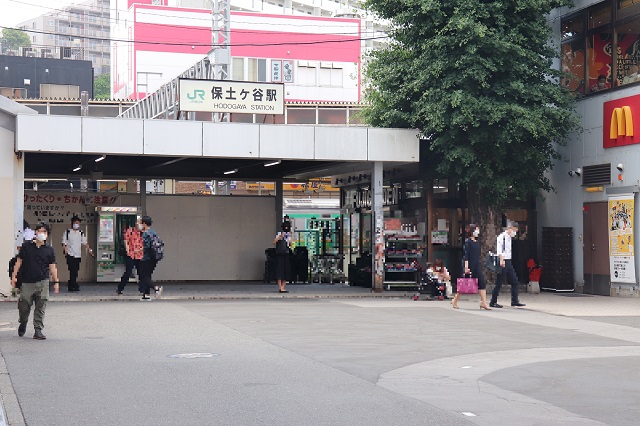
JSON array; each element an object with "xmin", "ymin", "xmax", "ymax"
[{"xmin": 11, "ymin": 222, "xmax": 60, "ymax": 340}]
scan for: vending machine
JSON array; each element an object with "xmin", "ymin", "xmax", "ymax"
[{"xmin": 96, "ymin": 206, "xmax": 139, "ymax": 282}]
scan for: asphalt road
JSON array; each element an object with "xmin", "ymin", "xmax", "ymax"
[{"xmin": 0, "ymin": 298, "xmax": 638, "ymax": 426}]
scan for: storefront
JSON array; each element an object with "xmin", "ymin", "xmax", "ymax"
[
  {"xmin": 334, "ymin": 168, "xmax": 537, "ymax": 289},
  {"xmin": 542, "ymin": 0, "xmax": 640, "ymax": 296}
]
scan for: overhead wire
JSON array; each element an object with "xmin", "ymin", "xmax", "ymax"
[{"xmin": 0, "ymin": 24, "xmax": 388, "ymax": 48}]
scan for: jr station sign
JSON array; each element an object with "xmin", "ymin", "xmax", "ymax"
[{"xmin": 179, "ymin": 78, "xmax": 285, "ymax": 115}]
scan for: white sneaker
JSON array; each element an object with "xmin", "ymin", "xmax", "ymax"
[
  {"xmin": 141, "ymin": 295, "xmax": 152, "ymax": 301},
  {"xmin": 155, "ymin": 286, "xmax": 164, "ymax": 299}
]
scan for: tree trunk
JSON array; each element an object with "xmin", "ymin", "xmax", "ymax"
[{"xmin": 467, "ymin": 184, "xmax": 502, "ymax": 282}]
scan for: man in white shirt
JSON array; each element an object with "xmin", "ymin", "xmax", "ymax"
[
  {"xmin": 490, "ymin": 221, "xmax": 526, "ymax": 308},
  {"xmin": 61, "ymin": 216, "xmax": 93, "ymax": 292}
]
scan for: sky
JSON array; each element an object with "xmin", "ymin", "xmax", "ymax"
[{"xmin": 0, "ymin": 0, "xmax": 79, "ymax": 28}]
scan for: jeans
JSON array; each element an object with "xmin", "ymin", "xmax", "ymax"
[
  {"xmin": 18, "ymin": 279, "xmax": 49, "ymax": 330},
  {"xmin": 66, "ymin": 255, "xmax": 81, "ymax": 291},
  {"xmin": 491, "ymin": 259, "xmax": 520, "ymax": 304},
  {"xmin": 118, "ymin": 257, "xmax": 140, "ymax": 293}
]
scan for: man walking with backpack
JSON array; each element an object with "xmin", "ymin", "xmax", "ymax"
[
  {"xmin": 61, "ymin": 216, "xmax": 94, "ymax": 292},
  {"xmin": 138, "ymin": 215, "xmax": 163, "ymax": 301}
]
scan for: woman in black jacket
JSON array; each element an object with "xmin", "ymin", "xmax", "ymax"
[{"xmin": 452, "ymin": 224, "xmax": 491, "ymax": 310}]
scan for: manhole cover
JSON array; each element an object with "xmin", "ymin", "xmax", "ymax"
[{"xmin": 167, "ymin": 353, "xmax": 220, "ymax": 359}]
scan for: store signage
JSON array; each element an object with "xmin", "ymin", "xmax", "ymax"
[
  {"xmin": 283, "ymin": 60, "xmax": 294, "ymax": 83},
  {"xmin": 271, "ymin": 60, "xmax": 282, "ymax": 83},
  {"xmin": 178, "ymin": 79, "xmax": 284, "ymax": 114},
  {"xmin": 608, "ymin": 194, "xmax": 636, "ymax": 283},
  {"xmin": 353, "ymin": 187, "xmax": 399, "ymax": 209},
  {"xmin": 603, "ymin": 94, "xmax": 640, "ymax": 148},
  {"xmin": 585, "ymin": 186, "xmax": 604, "ymax": 192}
]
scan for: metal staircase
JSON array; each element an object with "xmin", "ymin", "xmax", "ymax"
[{"xmin": 119, "ymin": 0, "xmax": 230, "ymax": 120}]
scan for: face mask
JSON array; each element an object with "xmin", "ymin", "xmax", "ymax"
[
  {"xmin": 36, "ymin": 233, "xmax": 47, "ymax": 242},
  {"xmin": 73, "ymin": 223, "xmax": 80, "ymax": 230},
  {"xmin": 138, "ymin": 224, "xmax": 144, "ymax": 231},
  {"xmin": 473, "ymin": 229, "xmax": 480, "ymax": 237}
]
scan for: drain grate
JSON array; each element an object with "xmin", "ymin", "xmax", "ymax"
[{"xmin": 556, "ymin": 293, "xmax": 594, "ymax": 297}]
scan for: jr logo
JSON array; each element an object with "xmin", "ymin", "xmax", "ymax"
[{"xmin": 186, "ymin": 90, "xmax": 205, "ymax": 101}]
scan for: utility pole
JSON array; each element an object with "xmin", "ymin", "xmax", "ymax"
[{"xmin": 210, "ymin": 0, "xmax": 231, "ymax": 123}]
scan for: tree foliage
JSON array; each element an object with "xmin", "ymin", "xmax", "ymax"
[
  {"xmin": 363, "ymin": 0, "xmax": 579, "ymax": 209},
  {"xmin": 0, "ymin": 28, "xmax": 31, "ymax": 50},
  {"xmin": 94, "ymin": 74, "xmax": 110, "ymax": 99}
]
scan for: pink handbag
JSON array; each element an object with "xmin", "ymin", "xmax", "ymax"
[{"xmin": 456, "ymin": 277, "xmax": 478, "ymax": 294}]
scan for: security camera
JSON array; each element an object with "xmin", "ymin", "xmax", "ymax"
[
  {"xmin": 617, "ymin": 163, "xmax": 624, "ymax": 172},
  {"xmin": 568, "ymin": 170, "xmax": 574, "ymax": 177},
  {"xmin": 575, "ymin": 168, "xmax": 581, "ymax": 177}
]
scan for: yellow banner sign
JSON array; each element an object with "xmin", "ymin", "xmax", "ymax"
[
  {"xmin": 609, "ymin": 196, "xmax": 634, "ymax": 256},
  {"xmin": 246, "ymin": 181, "xmax": 338, "ymax": 192}
]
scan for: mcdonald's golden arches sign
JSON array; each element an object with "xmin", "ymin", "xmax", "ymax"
[{"xmin": 603, "ymin": 95, "xmax": 640, "ymax": 148}]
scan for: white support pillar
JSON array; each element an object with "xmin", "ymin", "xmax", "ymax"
[
  {"xmin": 0, "ymin": 126, "xmax": 24, "ymax": 296},
  {"xmin": 371, "ymin": 161, "xmax": 384, "ymax": 293},
  {"xmin": 140, "ymin": 179, "xmax": 147, "ymax": 216}
]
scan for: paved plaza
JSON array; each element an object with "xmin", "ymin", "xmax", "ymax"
[{"xmin": 0, "ymin": 286, "xmax": 639, "ymax": 425}]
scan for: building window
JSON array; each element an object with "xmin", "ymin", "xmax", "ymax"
[
  {"xmin": 318, "ymin": 108, "xmax": 347, "ymax": 125},
  {"xmin": 560, "ymin": 1, "xmax": 640, "ymax": 95},
  {"xmin": 137, "ymin": 72, "xmax": 163, "ymax": 94},
  {"xmin": 246, "ymin": 58, "xmax": 267, "ymax": 82},
  {"xmin": 232, "ymin": 58, "xmax": 244, "ymax": 80},
  {"xmin": 298, "ymin": 63, "xmax": 317, "ymax": 86},
  {"xmin": 287, "ymin": 108, "xmax": 316, "ymax": 124},
  {"xmin": 615, "ymin": 19, "xmax": 640, "ymax": 86},
  {"xmin": 318, "ymin": 63, "xmax": 343, "ymax": 87},
  {"xmin": 619, "ymin": 0, "xmax": 640, "ymax": 19}
]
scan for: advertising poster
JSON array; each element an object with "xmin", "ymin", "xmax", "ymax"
[{"xmin": 608, "ymin": 194, "xmax": 636, "ymax": 283}]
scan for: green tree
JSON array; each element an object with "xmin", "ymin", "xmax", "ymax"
[
  {"xmin": 363, "ymin": 0, "xmax": 579, "ymax": 234},
  {"xmin": 94, "ymin": 73, "xmax": 110, "ymax": 99},
  {"xmin": 0, "ymin": 28, "xmax": 31, "ymax": 51}
]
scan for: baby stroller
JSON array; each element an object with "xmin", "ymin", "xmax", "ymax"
[{"xmin": 412, "ymin": 261, "xmax": 446, "ymax": 301}]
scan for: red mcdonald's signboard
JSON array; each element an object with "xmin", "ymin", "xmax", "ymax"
[{"xmin": 603, "ymin": 94, "xmax": 640, "ymax": 148}]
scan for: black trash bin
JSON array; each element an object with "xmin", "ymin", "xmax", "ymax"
[{"xmin": 294, "ymin": 246, "xmax": 309, "ymax": 283}]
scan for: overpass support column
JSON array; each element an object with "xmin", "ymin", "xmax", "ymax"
[
  {"xmin": 140, "ymin": 179, "xmax": 147, "ymax": 216},
  {"xmin": 371, "ymin": 161, "xmax": 384, "ymax": 293},
  {"xmin": 0, "ymin": 126, "xmax": 24, "ymax": 296},
  {"xmin": 275, "ymin": 180, "xmax": 283, "ymax": 233}
]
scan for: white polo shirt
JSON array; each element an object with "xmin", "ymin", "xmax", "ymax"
[{"xmin": 62, "ymin": 228, "xmax": 87, "ymax": 258}]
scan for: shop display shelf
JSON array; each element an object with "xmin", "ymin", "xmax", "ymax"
[{"xmin": 384, "ymin": 281, "xmax": 418, "ymax": 291}]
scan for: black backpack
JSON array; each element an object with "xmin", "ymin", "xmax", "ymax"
[{"xmin": 149, "ymin": 233, "xmax": 165, "ymax": 261}]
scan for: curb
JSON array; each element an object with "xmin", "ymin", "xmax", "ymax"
[
  {"xmin": 0, "ymin": 349, "xmax": 26, "ymax": 426},
  {"xmin": 3, "ymin": 293, "xmax": 421, "ymax": 303}
]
